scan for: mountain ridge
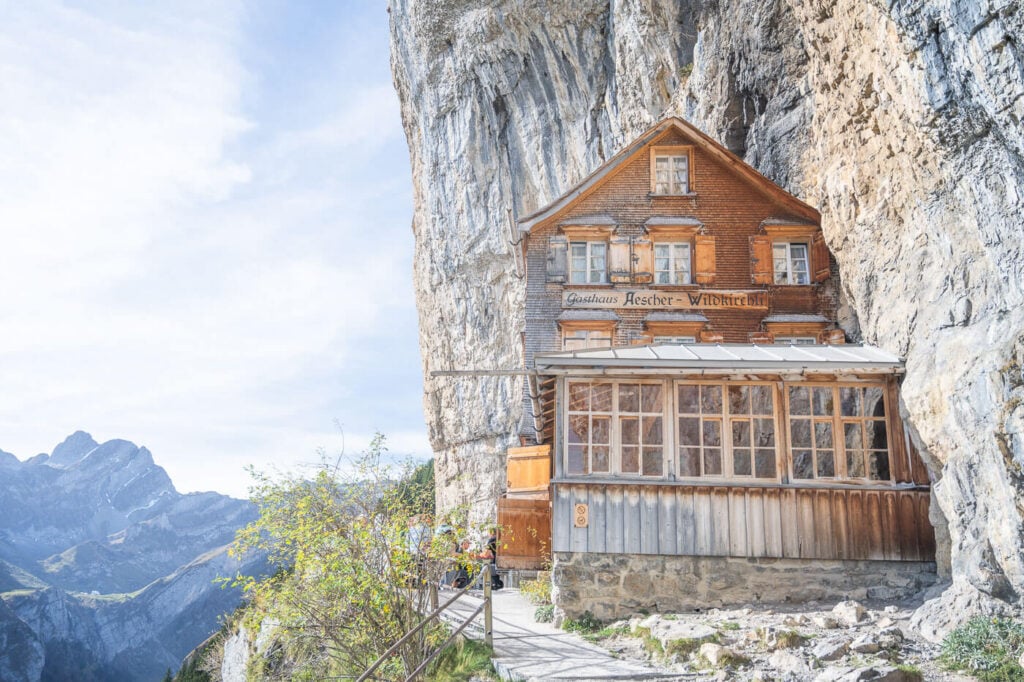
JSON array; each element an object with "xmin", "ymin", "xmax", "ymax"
[{"xmin": 0, "ymin": 431, "xmax": 262, "ymax": 682}]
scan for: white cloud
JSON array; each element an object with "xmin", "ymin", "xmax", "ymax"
[{"xmin": 0, "ymin": 3, "xmax": 429, "ymax": 496}]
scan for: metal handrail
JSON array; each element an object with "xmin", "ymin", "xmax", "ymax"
[{"xmin": 357, "ymin": 564, "xmax": 494, "ymax": 682}]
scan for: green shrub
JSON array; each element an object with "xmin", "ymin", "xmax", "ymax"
[
  {"xmin": 563, "ymin": 611, "xmax": 601, "ymax": 634},
  {"xmin": 520, "ymin": 572, "xmax": 552, "ymax": 605},
  {"xmin": 941, "ymin": 616, "xmax": 1024, "ymax": 681},
  {"xmin": 718, "ymin": 621, "xmax": 740, "ymax": 631},
  {"xmin": 534, "ymin": 604, "xmax": 554, "ymax": 623}
]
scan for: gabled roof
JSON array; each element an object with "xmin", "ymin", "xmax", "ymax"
[
  {"xmin": 535, "ymin": 343, "xmax": 903, "ymax": 374},
  {"xmin": 517, "ymin": 117, "xmax": 820, "ymax": 232}
]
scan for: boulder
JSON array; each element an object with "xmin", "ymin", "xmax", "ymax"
[{"xmin": 832, "ymin": 601, "xmax": 867, "ymax": 626}]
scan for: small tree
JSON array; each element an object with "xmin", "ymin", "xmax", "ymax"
[{"xmin": 227, "ymin": 436, "xmax": 466, "ymax": 680}]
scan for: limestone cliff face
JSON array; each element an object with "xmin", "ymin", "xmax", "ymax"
[{"xmin": 389, "ymin": 0, "xmax": 1024, "ymax": 628}]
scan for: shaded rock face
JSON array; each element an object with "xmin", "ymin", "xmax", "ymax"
[{"xmin": 389, "ymin": 0, "xmax": 1024, "ymax": 621}]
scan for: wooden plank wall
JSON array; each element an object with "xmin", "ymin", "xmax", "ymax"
[
  {"xmin": 497, "ymin": 497, "xmax": 552, "ymax": 570},
  {"xmin": 552, "ymin": 483, "xmax": 935, "ymax": 562}
]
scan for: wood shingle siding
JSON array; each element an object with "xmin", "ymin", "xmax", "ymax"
[{"xmin": 552, "ymin": 482, "xmax": 934, "ymax": 562}]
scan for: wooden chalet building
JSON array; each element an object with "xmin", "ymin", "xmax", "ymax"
[{"xmin": 498, "ymin": 117, "xmax": 937, "ymax": 619}]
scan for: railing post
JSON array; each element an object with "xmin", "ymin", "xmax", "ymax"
[{"xmin": 483, "ymin": 564, "xmax": 493, "ymax": 649}]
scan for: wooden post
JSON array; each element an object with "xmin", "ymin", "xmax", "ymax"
[
  {"xmin": 429, "ymin": 582, "xmax": 438, "ymax": 611},
  {"xmin": 483, "ymin": 564, "xmax": 493, "ymax": 649}
]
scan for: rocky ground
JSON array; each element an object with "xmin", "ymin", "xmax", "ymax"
[{"xmin": 586, "ymin": 599, "xmax": 975, "ymax": 681}]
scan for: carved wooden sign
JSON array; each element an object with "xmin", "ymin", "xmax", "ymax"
[
  {"xmin": 573, "ymin": 503, "xmax": 589, "ymax": 528},
  {"xmin": 562, "ymin": 289, "xmax": 769, "ymax": 310}
]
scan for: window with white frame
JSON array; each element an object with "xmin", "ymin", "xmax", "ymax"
[
  {"xmin": 676, "ymin": 382, "xmax": 778, "ymax": 479},
  {"xmin": 774, "ymin": 336, "xmax": 817, "ymax": 345},
  {"xmin": 566, "ymin": 381, "xmax": 664, "ymax": 477},
  {"xmin": 653, "ymin": 153, "xmax": 690, "ymax": 194},
  {"xmin": 787, "ymin": 384, "xmax": 891, "ymax": 481},
  {"xmin": 562, "ymin": 329, "xmax": 613, "ymax": 351},
  {"xmin": 654, "ymin": 242, "xmax": 691, "ymax": 284},
  {"xmin": 653, "ymin": 335, "xmax": 697, "ymax": 344},
  {"xmin": 772, "ymin": 242, "xmax": 810, "ymax": 285},
  {"xmin": 569, "ymin": 241, "xmax": 607, "ymax": 284}
]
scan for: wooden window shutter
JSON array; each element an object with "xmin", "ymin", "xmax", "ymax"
[
  {"xmin": 749, "ymin": 235, "xmax": 773, "ymax": 284},
  {"xmin": 812, "ymin": 231, "xmax": 831, "ymax": 282},
  {"xmin": 546, "ymin": 235, "xmax": 568, "ymax": 283},
  {"xmin": 694, "ymin": 235, "xmax": 717, "ymax": 284},
  {"xmin": 632, "ymin": 238, "xmax": 653, "ymax": 283},
  {"xmin": 608, "ymin": 236, "xmax": 632, "ymax": 283}
]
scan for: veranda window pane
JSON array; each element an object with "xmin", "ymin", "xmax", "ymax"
[
  {"xmin": 789, "ymin": 387, "xmax": 810, "ymax": 415},
  {"xmin": 620, "ymin": 418, "xmax": 638, "ymax": 446},
  {"xmin": 701, "ymin": 385, "xmax": 722, "ymax": 414},
  {"xmin": 754, "ymin": 418, "xmax": 775, "ymax": 447},
  {"xmin": 732, "ymin": 421, "xmax": 751, "ymax": 447},
  {"xmin": 812, "ymin": 387, "xmax": 833, "ymax": 416},
  {"xmin": 642, "ymin": 447, "xmax": 662, "ymax": 476},
  {"xmin": 703, "ymin": 448, "xmax": 722, "ymax": 476},
  {"xmin": 591, "ymin": 384, "xmax": 613, "ymax": 411},
  {"xmin": 840, "ymin": 386, "xmax": 861, "ymax": 417},
  {"xmin": 621, "ymin": 446, "xmax": 639, "ymax": 474},
  {"xmin": 679, "ymin": 447, "xmax": 701, "ymax": 477},
  {"xmin": 868, "ymin": 451, "xmax": 891, "ymax": 480},
  {"xmin": 568, "ymin": 383, "xmax": 590, "ymax": 411},
  {"xmin": 865, "ymin": 387, "xmax": 886, "ymax": 416},
  {"xmin": 865, "ymin": 420, "xmax": 888, "ymax": 450},
  {"xmin": 847, "ymin": 450, "xmax": 865, "ymax": 478},
  {"xmin": 619, "ymin": 384, "xmax": 639, "ymax": 413},
  {"xmin": 592, "ymin": 417, "xmax": 610, "ymax": 445},
  {"xmin": 754, "ymin": 449, "xmax": 776, "ymax": 478},
  {"xmin": 567, "ymin": 445, "xmax": 587, "ymax": 474},
  {"xmin": 790, "ymin": 419, "xmax": 811, "ymax": 448},
  {"xmin": 793, "ymin": 451, "xmax": 814, "ymax": 478},
  {"xmin": 728, "ymin": 385, "xmax": 750, "ymax": 414},
  {"xmin": 733, "ymin": 448, "xmax": 752, "ymax": 476},
  {"xmin": 817, "ymin": 450, "xmax": 835, "ymax": 478},
  {"xmin": 677, "ymin": 385, "xmax": 700, "ymax": 413},
  {"xmin": 678, "ymin": 417, "xmax": 700, "ymax": 445},
  {"xmin": 751, "ymin": 385, "xmax": 773, "ymax": 415},
  {"xmin": 643, "ymin": 416, "xmax": 663, "ymax": 444},
  {"xmin": 567, "ymin": 415, "xmax": 588, "ymax": 444},
  {"xmin": 844, "ymin": 422, "xmax": 862, "ymax": 451},
  {"xmin": 592, "ymin": 446, "xmax": 610, "ymax": 473},
  {"xmin": 814, "ymin": 422, "xmax": 834, "ymax": 449},
  {"xmin": 641, "ymin": 384, "xmax": 662, "ymax": 412},
  {"xmin": 702, "ymin": 420, "xmax": 721, "ymax": 447}
]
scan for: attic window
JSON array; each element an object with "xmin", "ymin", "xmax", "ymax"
[{"xmin": 650, "ymin": 146, "xmax": 692, "ymax": 195}]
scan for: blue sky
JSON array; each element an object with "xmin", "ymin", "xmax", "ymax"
[{"xmin": 0, "ymin": 1, "xmax": 428, "ymax": 497}]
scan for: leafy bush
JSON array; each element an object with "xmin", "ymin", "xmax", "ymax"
[
  {"xmin": 225, "ymin": 436, "xmax": 471, "ymax": 680},
  {"xmin": 941, "ymin": 616, "xmax": 1024, "ymax": 681},
  {"xmin": 563, "ymin": 611, "xmax": 602, "ymax": 634},
  {"xmin": 534, "ymin": 604, "xmax": 554, "ymax": 623},
  {"xmin": 519, "ymin": 572, "xmax": 552, "ymax": 605}
]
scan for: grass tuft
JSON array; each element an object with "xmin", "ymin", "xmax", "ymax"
[
  {"xmin": 427, "ymin": 636, "xmax": 496, "ymax": 682},
  {"xmin": 941, "ymin": 616, "xmax": 1024, "ymax": 681}
]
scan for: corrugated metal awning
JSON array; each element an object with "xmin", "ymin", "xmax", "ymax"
[{"xmin": 535, "ymin": 343, "xmax": 903, "ymax": 373}]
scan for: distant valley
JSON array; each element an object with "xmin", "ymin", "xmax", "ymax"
[{"xmin": 0, "ymin": 432, "xmax": 263, "ymax": 682}]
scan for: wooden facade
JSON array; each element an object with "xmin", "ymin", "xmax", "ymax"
[
  {"xmin": 508, "ymin": 117, "xmax": 935, "ymax": 571},
  {"xmin": 552, "ymin": 484, "xmax": 934, "ymax": 562}
]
